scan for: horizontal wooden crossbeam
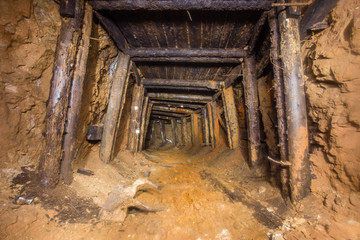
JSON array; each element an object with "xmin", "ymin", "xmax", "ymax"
[
  {"xmin": 142, "ymin": 79, "xmax": 224, "ymax": 90},
  {"xmin": 151, "ymin": 100, "xmax": 205, "ymax": 110},
  {"xmin": 152, "ymin": 106, "xmax": 194, "ymax": 114},
  {"xmin": 90, "ymin": 0, "xmax": 274, "ymax": 11},
  {"xmin": 147, "ymin": 92, "xmax": 213, "ymax": 103}
]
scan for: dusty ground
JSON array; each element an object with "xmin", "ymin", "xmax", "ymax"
[{"xmin": 1, "ymin": 144, "xmax": 359, "ymax": 240}]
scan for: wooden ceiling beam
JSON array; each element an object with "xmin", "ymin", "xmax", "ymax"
[
  {"xmin": 152, "ymin": 106, "xmax": 194, "ymax": 114},
  {"xmin": 127, "ymin": 48, "xmax": 248, "ymax": 58},
  {"xmin": 248, "ymin": 11, "xmax": 269, "ymax": 53},
  {"xmin": 151, "ymin": 101, "xmax": 205, "ymax": 110},
  {"xmin": 147, "ymin": 93, "xmax": 212, "ymax": 103},
  {"xmin": 142, "ymin": 79, "xmax": 224, "ymax": 90},
  {"xmin": 152, "ymin": 111, "xmax": 186, "ymax": 118},
  {"xmin": 90, "ymin": 0, "xmax": 274, "ymax": 11}
]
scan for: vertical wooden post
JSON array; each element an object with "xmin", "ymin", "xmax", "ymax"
[
  {"xmin": 100, "ymin": 53, "xmax": 130, "ymax": 163},
  {"xmin": 268, "ymin": 9, "xmax": 290, "ymax": 197},
  {"xmin": 207, "ymin": 102, "xmax": 216, "ymax": 148},
  {"xmin": 171, "ymin": 119, "xmax": 178, "ymax": 146},
  {"xmin": 159, "ymin": 120, "xmax": 166, "ymax": 143},
  {"xmin": 128, "ymin": 84, "xmax": 145, "ymax": 152},
  {"xmin": 279, "ymin": 3, "xmax": 311, "ymax": 202},
  {"xmin": 39, "ymin": 0, "xmax": 84, "ymax": 189},
  {"xmin": 222, "ymin": 86, "xmax": 241, "ymax": 149},
  {"xmin": 202, "ymin": 108, "xmax": 210, "ymax": 146},
  {"xmin": 181, "ymin": 117, "xmax": 188, "ymax": 146},
  {"xmin": 191, "ymin": 113, "xmax": 200, "ymax": 146},
  {"xmin": 61, "ymin": 3, "xmax": 92, "ymax": 185},
  {"xmin": 140, "ymin": 101, "xmax": 152, "ymax": 150},
  {"xmin": 243, "ymin": 55, "xmax": 261, "ymax": 167},
  {"xmin": 138, "ymin": 97, "xmax": 149, "ymax": 151},
  {"xmin": 149, "ymin": 121, "xmax": 155, "ymax": 146}
]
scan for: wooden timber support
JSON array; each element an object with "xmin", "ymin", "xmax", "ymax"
[
  {"xmin": 128, "ymin": 84, "xmax": 145, "ymax": 153},
  {"xmin": 181, "ymin": 118, "xmax": 189, "ymax": 146},
  {"xmin": 132, "ymin": 56, "xmax": 242, "ymax": 64},
  {"xmin": 151, "ymin": 101, "xmax": 204, "ymax": 110},
  {"xmin": 152, "ymin": 111, "xmax": 186, "ymax": 118},
  {"xmin": 142, "ymin": 79, "xmax": 224, "ymax": 90},
  {"xmin": 147, "ymin": 93, "xmax": 212, "ymax": 103},
  {"xmin": 243, "ymin": 55, "xmax": 261, "ymax": 167},
  {"xmin": 279, "ymin": 2, "xmax": 311, "ymax": 202},
  {"xmin": 202, "ymin": 108, "xmax": 210, "ymax": 146},
  {"xmin": 300, "ymin": 0, "xmax": 339, "ymax": 40},
  {"xmin": 159, "ymin": 120, "xmax": 166, "ymax": 143},
  {"xmin": 222, "ymin": 86, "xmax": 240, "ymax": 149},
  {"xmin": 268, "ymin": 9, "xmax": 290, "ymax": 197},
  {"xmin": 127, "ymin": 48, "xmax": 248, "ymax": 58},
  {"xmin": 248, "ymin": 11, "xmax": 269, "ymax": 52},
  {"xmin": 171, "ymin": 119, "xmax": 178, "ymax": 146},
  {"xmin": 152, "ymin": 105, "xmax": 194, "ymax": 114},
  {"xmin": 61, "ymin": 3, "xmax": 92, "ymax": 185},
  {"xmin": 39, "ymin": 0, "xmax": 84, "ymax": 189},
  {"xmin": 153, "ymin": 115, "xmax": 175, "ymax": 121},
  {"xmin": 207, "ymin": 102, "xmax": 219, "ymax": 149},
  {"xmin": 100, "ymin": 54, "xmax": 130, "ymax": 163},
  {"xmin": 140, "ymin": 101, "xmax": 152, "ymax": 150},
  {"xmin": 191, "ymin": 113, "xmax": 201, "ymax": 147},
  {"xmin": 138, "ymin": 97, "xmax": 149, "ymax": 151},
  {"xmin": 89, "ymin": 0, "xmax": 274, "ymax": 11},
  {"xmin": 223, "ymin": 65, "xmax": 242, "ymax": 88},
  {"xmin": 93, "ymin": 11, "xmax": 128, "ymax": 52}
]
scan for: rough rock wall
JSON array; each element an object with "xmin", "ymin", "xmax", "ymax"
[
  {"xmin": 303, "ymin": 0, "xmax": 360, "ymax": 211},
  {"xmin": 0, "ymin": 0, "xmax": 119, "ymax": 171},
  {"xmin": 0, "ymin": 0, "xmax": 60, "ymax": 168}
]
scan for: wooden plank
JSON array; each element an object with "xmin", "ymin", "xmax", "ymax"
[
  {"xmin": 141, "ymin": 102, "xmax": 153, "ymax": 150},
  {"xmin": 202, "ymin": 107, "xmax": 210, "ymax": 146},
  {"xmin": 90, "ymin": 0, "xmax": 274, "ymax": 11},
  {"xmin": 39, "ymin": 0, "xmax": 84, "ymax": 189},
  {"xmin": 223, "ymin": 65, "xmax": 242, "ymax": 88},
  {"xmin": 243, "ymin": 55, "xmax": 261, "ymax": 167},
  {"xmin": 171, "ymin": 119, "xmax": 178, "ymax": 146},
  {"xmin": 152, "ymin": 101, "xmax": 204, "ymax": 110},
  {"xmin": 100, "ymin": 53, "xmax": 131, "ymax": 163},
  {"xmin": 61, "ymin": 3, "xmax": 93, "ymax": 184},
  {"xmin": 222, "ymin": 86, "xmax": 240, "ymax": 149},
  {"xmin": 159, "ymin": 120, "xmax": 166, "ymax": 143},
  {"xmin": 94, "ymin": 11, "xmax": 128, "ymax": 52},
  {"xmin": 152, "ymin": 105, "xmax": 194, "ymax": 114},
  {"xmin": 152, "ymin": 111, "xmax": 187, "ymax": 118},
  {"xmin": 181, "ymin": 118, "xmax": 188, "ymax": 146},
  {"xmin": 132, "ymin": 56, "xmax": 243, "ymax": 64},
  {"xmin": 248, "ymin": 11, "xmax": 269, "ymax": 52},
  {"xmin": 191, "ymin": 113, "xmax": 201, "ymax": 147},
  {"xmin": 127, "ymin": 84, "xmax": 145, "ymax": 152},
  {"xmin": 207, "ymin": 102, "xmax": 215, "ymax": 148}
]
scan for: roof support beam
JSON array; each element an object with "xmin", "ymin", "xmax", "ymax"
[
  {"xmin": 248, "ymin": 11, "xmax": 269, "ymax": 52},
  {"xmin": 151, "ymin": 101, "xmax": 204, "ymax": 110},
  {"xmin": 90, "ymin": 0, "xmax": 274, "ymax": 11},
  {"xmin": 147, "ymin": 93, "xmax": 212, "ymax": 103},
  {"xmin": 152, "ymin": 106, "xmax": 194, "ymax": 114},
  {"xmin": 152, "ymin": 111, "xmax": 188, "ymax": 118},
  {"xmin": 142, "ymin": 79, "xmax": 224, "ymax": 90}
]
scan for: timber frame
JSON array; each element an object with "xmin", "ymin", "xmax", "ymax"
[{"xmin": 39, "ymin": 0, "xmax": 339, "ymax": 203}]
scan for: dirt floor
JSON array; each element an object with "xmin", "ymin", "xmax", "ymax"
[{"xmin": 1, "ymin": 143, "xmax": 359, "ymax": 240}]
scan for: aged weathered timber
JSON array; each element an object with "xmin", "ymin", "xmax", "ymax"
[
  {"xmin": 131, "ymin": 62, "xmax": 141, "ymax": 85},
  {"xmin": 202, "ymin": 108, "xmax": 210, "ymax": 146},
  {"xmin": 128, "ymin": 48, "xmax": 248, "ymax": 58},
  {"xmin": 223, "ymin": 65, "xmax": 242, "ymax": 88},
  {"xmin": 61, "ymin": 3, "xmax": 92, "ymax": 185},
  {"xmin": 279, "ymin": 5, "xmax": 311, "ymax": 202},
  {"xmin": 140, "ymin": 101, "xmax": 152, "ymax": 150},
  {"xmin": 152, "ymin": 106, "xmax": 194, "ymax": 114},
  {"xmin": 142, "ymin": 79, "xmax": 224, "ymax": 90},
  {"xmin": 191, "ymin": 113, "xmax": 201, "ymax": 147},
  {"xmin": 268, "ymin": 9, "xmax": 290, "ymax": 196},
  {"xmin": 90, "ymin": 0, "xmax": 274, "ymax": 11},
  {"xmin": 159, "ymin": 120, "xmax": 166, "ymax": 143},
  {"xmin": 151, "ymin": 101, "xmax": 204, "ymax": 110},
  {"xmin": 86, "ymin": 125, "xmax": 103, "ymax": 141},
  {"xmin": 138, "ymin": 97, "xmax": 149, "ymax": 151},
  {"xmin": 181, "ymin": 118, "xmax": 189, "ymax": 146},
  {"xmin": 39, "ymin": 0, "xmax": 84, "ymax": 189},
  {"xmin": 300, "ymin": 0, "xmax": 339, "ymax": 40},
  {"xmin": 147, "ymin": 93, "xmax": 212, "ymax": 103},
  {"xmin": 132, "ymin": 56, "xmax": 242, "ymax": 64},
  {"xmin": 248, "ymin": 11, "xmax": 269, "ymax": 52},
  {"xmin": 93, "ymin": 11, "xmax": 128, "ymax": 52},
  {"xmin": 153, "ymin": 115, "xmax": 175, "ymax": 121},
  {"xmin": 128, "ymin": 84, "xmax": 145, "ymax": 152},
  {"xmin": 243, "ymin": 55, "xmax": 261, "ymax": 167},
  {"xmin": 100, "ymin": 54, "xmax": 131, "ymax": 163},
  {"xmin": 222, "ymin": 86, "xmax": 240, "ymax": 149},
  {"xmin": 171, "ymin": 119, "xmax": 178, "ymax": 146},
  {"xmin": 60, "ymin": 0, "xmax": 76, "ymax": 17}
]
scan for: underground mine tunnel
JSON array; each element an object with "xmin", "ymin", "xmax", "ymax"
[{"xmin": 1, "ymin": 0, "xmax": 360, "ymax": 239}]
